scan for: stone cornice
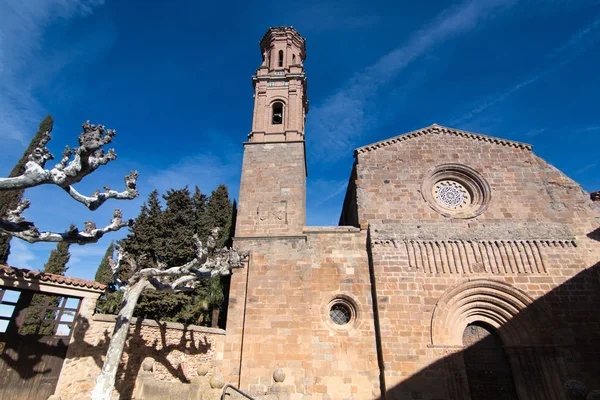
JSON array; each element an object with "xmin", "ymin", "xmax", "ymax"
[
  {"xmin": 93, "ymin": 314, "xmax": 226, "ymax": 335},
  {"xmin": 369, "ymin": 221, "xmax": 575, "ymax": 242},
  {"xmin": 355, "ymin": 124, "xmax": 533, "ymax": 155},
  {"xmin": 259, "ymin": 26, "xmax": 306, "ymax": 57},
  {"xmin": 233, "ymin": 235, "xmax": 307, "ymax": 242},
  {"xmin": 243, "ymin": 139, "xmax": 304, "ymax": 145}
]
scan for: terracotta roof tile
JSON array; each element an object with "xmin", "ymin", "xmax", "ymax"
[{"xmin": 0, "ymin": 264, "xmax": 106, "ymax": 291}]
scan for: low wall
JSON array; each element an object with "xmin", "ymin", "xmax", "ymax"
[{"xmin": 54, "ymin": 299, "xmax": 225, "ymax": 400}]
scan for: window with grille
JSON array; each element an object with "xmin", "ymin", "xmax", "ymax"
[
  {"xmin": 18, "ymin": 294, "xmax": 80, "ymax": 337},
  {"xmin": 0, "ymin": 289, "xmax": 20, "ymax": 334}
]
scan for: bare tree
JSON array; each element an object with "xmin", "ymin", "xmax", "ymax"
[
  {"xmin": 0, "ymin": 120, "xmax": 247, "ymax": 399},
  {"xmin": 91, "ymin": 229, "xmax": 247, "ymax": 400},
  {"xmin": 0, "ymin": 121, "xmax": 138, "ymax": 244}
]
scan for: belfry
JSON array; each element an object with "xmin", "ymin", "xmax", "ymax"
[
  {"xmin": 236, "ymin": 27, "xmax": 309, "ymax": 237},
  {"xmin": 222, "ymin": 26, "xmax": 600, "ymax": 400}
]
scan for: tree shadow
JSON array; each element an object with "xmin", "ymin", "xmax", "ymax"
[
  {"xmin": 111, "ymin": 317, "xmax": 213, "ymax": 399},
  {"xmin": 380, "ymin": 260, "xmax": 600, "ymax": 400},
  {"xmin": 0, "ymin": 288, "xmax": 214, "ymax": 400}
]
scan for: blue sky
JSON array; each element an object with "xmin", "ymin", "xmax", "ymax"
[{"xmin": 1, "ymin": 0, "xmax": 599, "ymax": 280}]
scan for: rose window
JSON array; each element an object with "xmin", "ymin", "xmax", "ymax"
[
  {"xmin": 421, "ymin": 164, "xmax": 491, "ymax": 219},
  {"xmin": 433, "ymin": 180, "xmax": 471, "ymax": 210}
]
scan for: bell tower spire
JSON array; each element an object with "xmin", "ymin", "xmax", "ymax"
[
  {"xmin": 249, "ymin": 26, "xmax": 308, "ymax": 142},
  {"xmin": 236, "ymin": 27, "xmax": 308, "ymax": 237}
]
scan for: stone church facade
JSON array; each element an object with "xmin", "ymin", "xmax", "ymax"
[{"xmin": 218, "ymin": 27, "xmax": 600, "ymax": 400}]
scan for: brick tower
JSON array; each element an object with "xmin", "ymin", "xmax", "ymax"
[{"xmin": 235, "ymin": 27, "xmax": 308, "ymax": 237}]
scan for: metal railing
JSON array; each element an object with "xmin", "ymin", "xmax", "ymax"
[{"xmin": 220, "ymin": 384, "xmax": 255, "ymax": 400}]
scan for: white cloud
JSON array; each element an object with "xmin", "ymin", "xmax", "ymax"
[
  {"xmin": 146, "ymin": 153, "xmax": 242, "ymax": 200},
  {"xmin": 523, "ymin": 128, "xmax": 546, "ymax": 138},
  {"xmin": 306, "ymin": 178, "xmax": 349, "ymax": 226},
  {"xmin": 0, "ymin": 0, "xmax": 106, "ymax": 145},
  {"xmin": 574, "ymin": 163, "xmax": 598, "ymax": 175},
  {"xmin": 307, "ymin": 0, "xmax": 515, "ymax": 160},
  {"xmin": 583, "ymin": 125, "xmax": 600, "ymax": 132},
  {"xmin": 299, "ymin": 1, "xmax": 382, "ymax": 32},
  {"xmin": 451, "ymin": 13, "xmax": 600, "ymax": 126},
  {"xmin": 8, "ymin": 240, "xmax": 39, "ymax": 270},
  {"xmin": 67, "ymin": 242, "xmax": 111, "ymax": 280}
]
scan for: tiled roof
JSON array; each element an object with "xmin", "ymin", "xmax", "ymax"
[
  {"xmin": 355, "ymin": 124, "xmax": 533, "ymax": 154},
  {"xmin": 0, "ymin": 264, "xmax": 106, "ymax": 291}
]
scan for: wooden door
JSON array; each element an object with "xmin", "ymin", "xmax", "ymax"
[
  {"xmin": 462, "ymin": 322, "xmax": 519, "ymax": 400},
  {"xmin": 0, "ymin": 288, "xmax": 80, "ymax": 400}
]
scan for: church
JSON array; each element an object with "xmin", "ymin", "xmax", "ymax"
[
  {"xmin": 3, "ymin": 25, "xmax": 599, "ymax": 400},
  {"xmin": 217, "ymin": 26, "xmax": 600, "ymax": 399}
]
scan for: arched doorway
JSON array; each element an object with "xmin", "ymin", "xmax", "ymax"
[{"xmin": 462, "ymin": 322, "xmax": 519, "ymax": 400}]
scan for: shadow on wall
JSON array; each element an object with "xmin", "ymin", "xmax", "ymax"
[
  {"xmin": 65, "ymin": 317, "xmax": 213, "ymax": 399},
  {"xmin": 1, "ymin": 314, "xmax": 213, "ymax": 399},
  {"xmin": 380, "ymin": 258, "xmax": 600, "ymax": 400}
]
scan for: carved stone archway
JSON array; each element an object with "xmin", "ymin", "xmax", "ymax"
[
  {"xmin": 430, "ymin": 279, "xmax": 570, "ymax": 400},
  {"xmin": 431, "ymin": 279, "xmax": 536, "ymax": 347}
]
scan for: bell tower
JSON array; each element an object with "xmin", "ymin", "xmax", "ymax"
[{"xmin": 236, "ymin": 27, "xmax": 308, "ymax": 236}]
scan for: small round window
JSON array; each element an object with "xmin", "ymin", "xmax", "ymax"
[
  {"xmin": 330, "ymin": 303, "xmax": 351, "ymax": 325},
  {"xmin": 326, "ymin": 296, "xmax": 358, "ymax": 330}
]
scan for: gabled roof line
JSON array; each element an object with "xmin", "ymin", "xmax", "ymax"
[{"xmin": 355, "ymin": 124, "xmax": 533, "ymax": 154}]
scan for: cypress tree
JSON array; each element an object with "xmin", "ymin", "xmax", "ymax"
[
  {"xmin": 95, "ymin": 242, "xmax": 115, "ymax": 285},
  {"xmin": 43, "ymin": 241, "xmax": 71, "ymax": 275},
  {"xmin": 121, "ymin": 190, "xmax": 164, "ymax": 268},
  {"xmin": 0, "ymin": 115, "xmax": 54, "ymax": 264},
  {"xmin": 203, "ymin": 184, "xmax": 233, "ymax": 247},
  {"xmin": 97, "ymin": 185, "xmax": 236, "ymax": 327},
  {"xmin": 193, "ymin": 186, "xmax": 209, "ymax": 240},
  {"xmin": 160, "ymin": 187, "xmax": 197, "ymax": 266},
  {"xmin": 98, "ymin": 192, "xmax": 164, "ymax": 315}
]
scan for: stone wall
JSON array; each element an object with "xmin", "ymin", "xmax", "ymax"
[
  {"xmin": 54, "ymin": 299, "xmax": 225, "ymax": 400},
  {"xmin": 221, "ymin": 228, "xmax": 381, "ymax": 400},
  {"xmin": 236, "ymin": 141, "xmax": 306, "ymax": 236},
  {"xmin": 369, "ymin": 235, "xmax": 600, "ymax": 399},
  {"xmin": 353, "ymin": 129, "xmax": 597, "ymax": 232},
  {"xmin": 352, "ymin": 127, "xmax": 600, "ymax": 399}
]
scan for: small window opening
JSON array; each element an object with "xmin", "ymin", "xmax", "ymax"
[
  {"xmin": 278, "ymin": 50, "xmax": 284, "ymax": 67},
  {"xmin": 330, "ymin": 303, "xmax": 351, "ymax": 325},
  {"xmin": 272, "ymin": 102, "xmax": 283, "ymax": 125},
  {"xmin": 292, "ymin": 54, "xmax": 296, "ymax": 64}
]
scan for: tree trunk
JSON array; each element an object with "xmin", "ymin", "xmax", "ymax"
[
  {"xmin": 211, "ymin": 305, "xmax": 220, "ymax": 328},
  {"xmin": 91, "ymin": 280, "xmax": 146, "ymax": 400}
]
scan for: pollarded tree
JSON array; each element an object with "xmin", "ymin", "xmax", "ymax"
[
  {"xmin": 0, "ymin": 120, "xmax": 248, "ymax": 400},
  {"xmin": 0, "ymin": 121, "xmax": 137, "ymax": 338},
  {"xmin": 91, "ymin": 228, "xmax": 247, "ymax": 400},
  {"xmin": 0, "ymin": 121, "xmax": 138, "ymax": 243},
  {"xmin": 0, "ymin": 115, "xmax": 55, "ymax": 263}
]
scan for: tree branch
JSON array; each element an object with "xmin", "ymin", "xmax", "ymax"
[
  {"xmin": 62, "ymin": 171, "xmax": 139, "ymax": 211},
  {"xmin": 0, "ymin": 204, "xmax": 132, "ymax": 244},
  {"xmin": 117, "ymin": 230, "xmax": 248, "ymax": 294},
  {"xmin": 0, "ymin": 121, "xmax": 123, "ymax": 191}
]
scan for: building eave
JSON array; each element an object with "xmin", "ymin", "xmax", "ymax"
[{"xmin": 355, "ymin": 124, "xmax": 534, "ymax": 156}]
